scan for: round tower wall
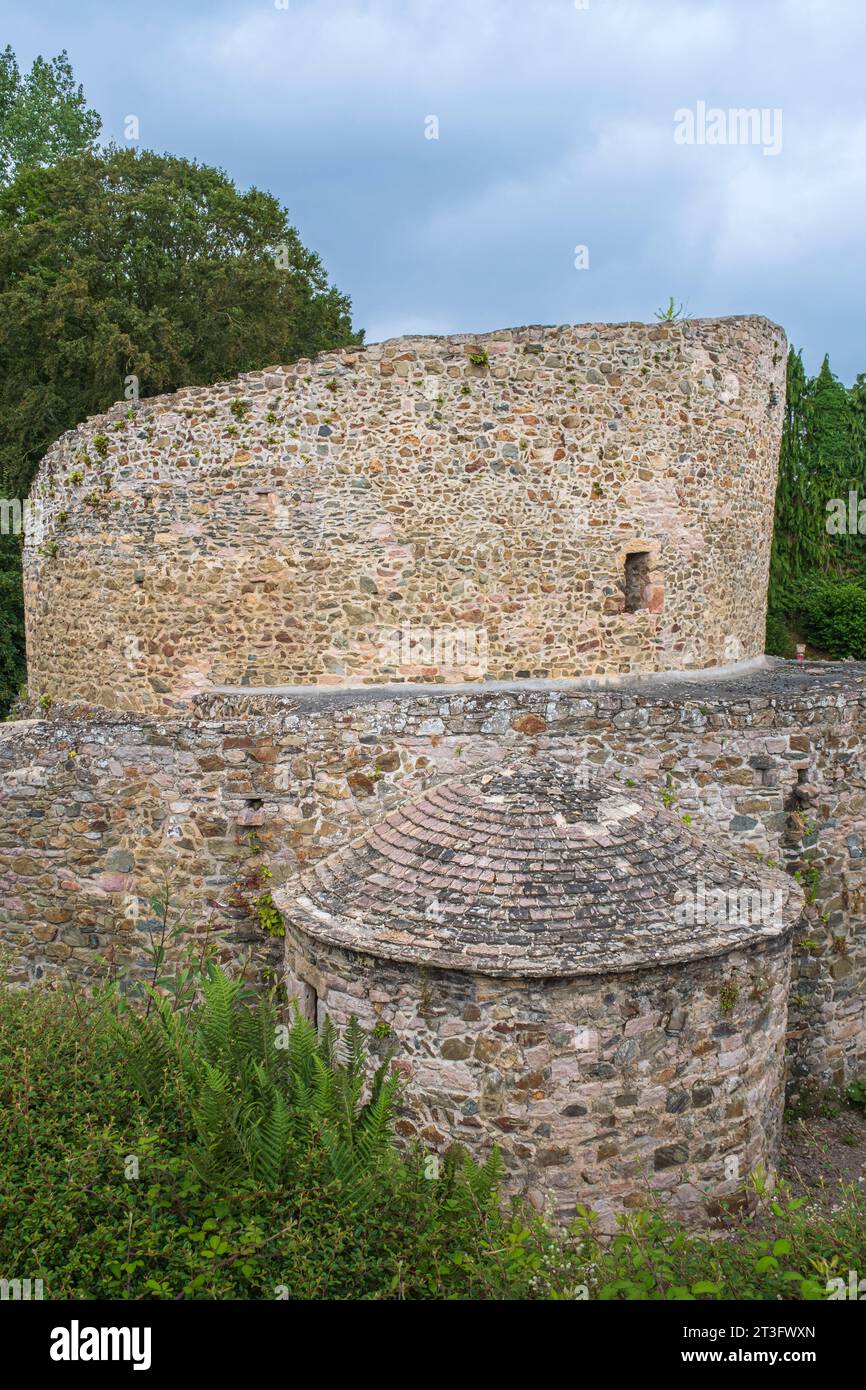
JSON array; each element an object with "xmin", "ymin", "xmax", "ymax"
[{"xmin": 24, "ymin": 316, "xmax": 786, "ymax": 711}]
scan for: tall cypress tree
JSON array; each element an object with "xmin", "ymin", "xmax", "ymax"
[
  {"xmin": 812, "ymin": 355, "xmax": 858, "ymax": 550},
  {"xmin": 767, "ymin": 351, "xmax": 866, "ymax": 656},
  {"xmin": 768, "ymin": 348, "xmax": 815, "ymax": 614}
]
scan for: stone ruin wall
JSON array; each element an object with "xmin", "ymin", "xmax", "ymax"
[
  {"xmin": 285, "ymin": 924, "xmax": 791, "ymax": 1231},
  {"xmin": 2, "ymin": 663, "xmax": 864, "ymax": 1092},
  {"xmin": 23, "ymin": 316, "xmax": 786, "ymax": 711}
]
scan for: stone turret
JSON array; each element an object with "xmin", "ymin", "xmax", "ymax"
[
  {"xmin": 278, "ymin": 755, "xmax": 803, "ymax": 1227},
  {"xmin": 23, "ymin": 315, "xmax": 786, "ymax": 712}
]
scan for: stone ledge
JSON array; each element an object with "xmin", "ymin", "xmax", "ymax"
[
  {"xmin": 194, "ymin": 658, "xmax": 866, "ymax": 719},
  {"xmin": 7, "ymin": 658, "xmax": 866, "ymax": 733}
]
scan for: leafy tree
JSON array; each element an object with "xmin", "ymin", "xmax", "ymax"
[
  {"xmin": 0, "ymin": 46, "xmax": 100, "ymax": 185},
  {"xmin": 0, "ymin": 145, "xmax": 362, "ymax": 709},
  {"xmin": 0, "ymin": 46, "xmax": 103, "ymax": 708},
  {"xmin": 0, "ymin": 146, "xmax": 361, "ymax": 499},
  {"xmin": 812, "ymin": 356, "xmax": 858, "ymax": 503}
]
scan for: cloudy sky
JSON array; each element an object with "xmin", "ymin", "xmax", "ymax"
[{"xmin": 6, "ymin": 0, "xmax": 865, "ymax": 379}]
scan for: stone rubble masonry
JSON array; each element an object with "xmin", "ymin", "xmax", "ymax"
[
  {"xmin": 2, "ymin": 661, "xmax": 864, "ymax": 1103},
  {"xmin": 276, "ymin": 753, "xmax": 802, "ymax": 975},
  {"xmin": 23, "ymin": 316, "xmax": 786, "ymax": 711},
  {"xmin": 6, "ymin": 300, "xmax": 862, "ymax": 1227},
  {"xmin": 278, "ymin": 752, "xmax": 800, "ymax": 1228},
  {"xmin": 284, "ymin": 924, "xmax": 792, "ymax": 1231}
]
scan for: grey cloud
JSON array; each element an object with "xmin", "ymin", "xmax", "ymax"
[{"xmin": 5, "ymin": 0, "xmax": 864, "ymax": 377}]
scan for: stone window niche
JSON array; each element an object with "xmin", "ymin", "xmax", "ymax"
[
  {"xmin": 290, "ymin": 976, "xmax": 318, "ymax": 1027},
  {"xmin": 624, "ymin": 550, "xmax": 651, "ymax": 613}
]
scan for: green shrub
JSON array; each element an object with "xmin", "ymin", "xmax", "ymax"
[
  {"xmin": 0, "ymin": 978, "xmax": 582, "ymax": 1299},
  {"xmin": 765, "ymin": 607, "xmax": 795, "ymax": 658},
  {"xmin": 797, "ymin": 577, "xmax": 866, "ymax": 659},
  {"xmin": 571, "ymin": 1186, "xmax": 866, "ymax": 1300},
  {"xmin": 847, "ymin": 1076, "xmax": 866, "ymax": 1112},
  {"xmin": 2, "ymin": 970, "xmax": 866, "ymax": 1300}
]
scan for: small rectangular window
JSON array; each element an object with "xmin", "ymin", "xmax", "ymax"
[{"xmin": 624, "ymin": 551, "xmax": 651, "ymax": 613}]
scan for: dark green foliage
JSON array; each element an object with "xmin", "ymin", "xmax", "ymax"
[
  {"xmin": 0, "ymin": 145, "xmax": 361, "ymax": 503},
  {"xmin": 764, "ymin": 607, "xmax": 795, "ymax": 660},
  {"xmin": 0, "ymin": 975, "xmax": 578, "ymax": 1300},
  {"xmin": 0, "ymin": 533, "xmax": 25, "ymax": 711},
  {"xmin": 2, "ymin": 974, "xmax": 866, "ymax": 1300},
  {"xmin": 798, "ymin": 577, "xmax": 866, "ymax": 659},
  {"xmin": 767, "ymin": 350, "xmax": 866, "ymax": 657},
  {"xmin": 0, "ymin": 40, "xmax": 100, "ymax": 708},
  {"xmin": 0, "ymin": 142, "xmax": 361, "ymax": 712},
  {"xmin": 768, "ymin": 349, "xmax": 819, "ymax": 617}
]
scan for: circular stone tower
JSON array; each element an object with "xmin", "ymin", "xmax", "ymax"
[
  {"xmin": 23, "ymin": 315, "xmax": 786, "ymax": 711},
  {"xmin": 276, "ymin": 755, "xmax": 803, "ymax": 1228}
]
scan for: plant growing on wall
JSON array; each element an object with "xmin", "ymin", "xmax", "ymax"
[
  {"xmin": 254, "ymin": 888, "xmax": 285, "ymax": 939},
  {"xmin": 230, "ymin": 860, "xmax": 286, "ymax": 939},
  {"xmin": 719, "ymin": 978, "xmax": 739, "ymax": 1015},
  {"xmin": 654, "ymin": 296, "xmax": 687, "ymax": 323}
]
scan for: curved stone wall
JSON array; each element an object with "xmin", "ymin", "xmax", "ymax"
[
  {"xmin": 24, "ymin": 315, "xmax": 785, "ymax": 712},
  {"xmin": 283, "ymin": 924, "xmax": 793, "ymax": 1230},
  {"xmin": 275, "ymin": 748, "xmax": 801, "ymax": 1227}
]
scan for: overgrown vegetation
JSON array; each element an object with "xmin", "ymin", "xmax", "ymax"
[
  {"xmin": 1, "ymin": 960, "xmax": 865, "ymax": 1301},
  {"xmin": 0, "ymin": 968, "xmax": 580, "ymax": 1300}
]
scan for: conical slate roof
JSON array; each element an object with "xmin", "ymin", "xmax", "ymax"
[{"xmin": 276, "ymin": 756, "xmax": 802, "ymax": 977}]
